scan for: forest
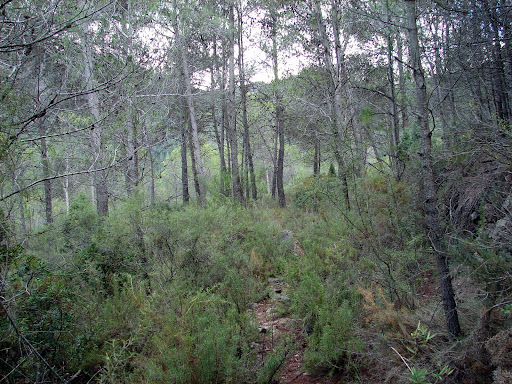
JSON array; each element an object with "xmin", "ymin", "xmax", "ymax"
[{"xmin": 1, "ymin": 0, "xmax": 511, "ymax": 383}]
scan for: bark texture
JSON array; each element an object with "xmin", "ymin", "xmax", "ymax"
[{"xmin": 405, "ymin": 0, "xmax": 461, "ymax": 337}]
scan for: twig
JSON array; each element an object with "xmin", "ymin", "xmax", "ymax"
[
  {"xmin": 0, "ymin": 299, "xmax": 67, "ymax": 383},
  {"xmin": 391, "ymin": 346, "xmax": 413, "ymax": 374}
]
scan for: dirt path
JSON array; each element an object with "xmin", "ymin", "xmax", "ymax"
[{"xmin": 253, "ymin": 277, "xmax": 341, "ymax": 384}]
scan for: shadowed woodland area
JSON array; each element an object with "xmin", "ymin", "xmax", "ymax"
[{"xmin": 1, "ymin": 0, "xmax": 512, "ymax": 383}]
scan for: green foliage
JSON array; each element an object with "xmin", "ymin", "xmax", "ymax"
[
  {"xmin": 278, "ymin": 208, "xmax": 363, "ymax": 376},
  {"xmin": 304, "ymin": 300, "xmax": 363, "ymax": 374},
  {"xmin": 63, "ymin": 193, "xmax": 99, "ymax": 252},
  {"xmin": 0, "ymin": 250, "xmax": 91, "ymax": 382},
  {"xmin": 407, "ymin": 364, "xmax": 454, "ymax": 384},
  {"xmin": 411, "ymin": 321, "xmax": 436, "ymax": 345},
  {"xmin": 257, "ymin": 340, "xmax": 291, "ymax": 384},
  {"xmin": 409, "ymin": 367, "xmax": 429, "ymax": 384},
  {"xmin": 137, "ymin": 290, "xmax": 255, "ymax": 384},
  {"xmin": 328, "ymin": 163, "xmax": 336, "ymax": 177},
  {"xmin": 292, "ymin": 174, "xmax": 344, "ymax": 212}
]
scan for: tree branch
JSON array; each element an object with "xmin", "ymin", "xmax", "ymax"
[{"xmin": 0, "ymin": 295, "xmax": 67, "ymax": 383}]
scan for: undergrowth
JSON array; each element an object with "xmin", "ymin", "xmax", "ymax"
[{"xmin": 2, "ymin": 180, "xmax": 511, "ymax": 383}]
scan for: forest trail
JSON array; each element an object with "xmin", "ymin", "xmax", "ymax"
[{"xmin": 253, "ymin": 277, "xmax": 341, "ymax": 384}]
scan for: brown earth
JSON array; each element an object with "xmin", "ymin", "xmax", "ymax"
[{"xmin": 252, "ymin": 278, "xmax": 343, "ymax": 384}]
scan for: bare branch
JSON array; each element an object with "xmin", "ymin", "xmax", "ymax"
[{"xmin": 0, "ymin": 295, "xmax": 67, "ymax": 383}]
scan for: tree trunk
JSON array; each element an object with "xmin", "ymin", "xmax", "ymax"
[
  {"xmin": 276, "ymin": 100, "xmax": 286, "ymax": 208},
  {"xmin": 179, "ymin": 99, "xmax": 190, "ymax": 204},
  {"xmin": 181, "ymin": 49, "xmax": 206, "ymax": 208},
  {"xmin": 187, "ymin": 121, "xmax": 201, "ymax": 202},
  {"xmin": 313, "ymin": 0, "xmax": 349, "ymax": 209},
  {"xmin": 386, "ymin": 1, "xmax": 401, "ymax": 180},
  {"xmin": 271, "ymin": 12, "xmax": 286, "ymax": 207},
  {"xmin": 81, "ymin": 25, "xmax": 108, "ymax": 216},
  {"xmin": 487, "ymin": 4, "xmax": 511, "ymax": 124},
  {"xmin": 39, "ymin": 123, "xmax": 52, "ymax": 224},
  {"xmin": 148, "ymin": 146, "xmax": 155, "ymax": 205},
  {"xmin": 271, "ymin": 128, "xmax": 278, "ymax": 198},
  {"xmin": 63, "ymin": 152, "xmax": 70, "ymax": 215},
  {"xmin": 238, "ymin": 11, "xmax": 257, "ymax": 200},
  {"xmin": 265, "ymin": 168, "xmax": 271, "ymax": 195},
  {"xmin": 221, "ymin": 99, "xmax": 228, "ymax": 195},
  {"xmin": 122, "ymin": 3, "xmax": 138, "ymax": 197},
  {"xmin": 397, "ymin": 37, "xmax": 408, "ymax": 134},
  {"xmin": 405, "ymin": 0, "xmax": 461, "ymax": 337},
  {"xmin": 228, "ymin": 5, "xmax": 243, "ymax": 203},
  {"xmin": 11, "ymin": 172, "xmax": 27, "ymax": 241},
  {"xmin": 172, "ymin": 0, "xmax": 205, "ymax": 208},
  {"xmin": 313, "ymin": 135, "xmax": 320, "ymax": 176},
  {"xmin": 125, "ymin": 107, "xmax": 138, "ymax": 196}
]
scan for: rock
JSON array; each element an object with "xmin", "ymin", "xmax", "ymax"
[
  {"xmin": 491, "ymin": 218, "xmax": 512, "ymax": 252},
  {"xmin": 278, "ymin": 294, "xmax": 290, "ymax": 303},
  {"xmin": 268, "ymin": 277, "xmax": 283, "ymax": 286},
  {"xmin": 281, "ymin": 230, "xmax": 296, "ymax": 252},
  {"xmin": 493, "ymin": 368, "xmax": 512, "ymax": 384},
  {"xmin": 503, "ymin": 194, "xmax": 512, "ymax": 213},
  {"xmin": 281, "ymin": 229, "xmax": 293, "ymax": 242}
]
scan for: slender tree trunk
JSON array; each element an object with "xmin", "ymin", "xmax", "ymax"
[
  {"xmin": 221, "ymin": 99, "xmax": 228, "ymax": 195},
  {"xmin": 148, "ymin": 146, "xmax": 155, "ymax": 205},
  {"xmin": 386, "ymin": 2, "xmax": 401, "ymax": 180},
  {"xmin": 81, "ymin": 25, "xmax": 108, "ymax": 215},
  {"xmin": 12, "ymin": 172, "xmax": 27, "ymax": 240},
  {"xmin": 179, "ymin": 99, "xmax": 190, "ymax": 204},
  {"xmin": 63, "ymin": 152, "xmax": 70, "ymax": 215},
  {"xmin": 397, "ymin": 37, "xmax": 408, "ymax": 134},
  {"xmin": 39, "ymin": 123, "xmax": 52, "ymax": 224},
  {"xmin": 188, "ymin": 121, "xmax": 201, "ymax": 202},
  {"xmin": 122, "ymin": 3, "xmax": 138, "ymax": 197},
  {"xmin": 487, "ymin": 5, "xmax": 511, "ymax": 124},
  {"xmin": 90, "ymin": 174, "xmax": 95, "ymax": 207},
  {"xmin": 172, "ymin": 0, "xmax": 205, "ymax": 207},
  {"xmin": 238, "ymin": 8, "xmax": 257, "ymax": 200},
  {"xmin": 226, "ymin": 122, "xmax": 232, "ymax": 178},
  {"xmin": 181, "ymin": 51, "xmax": 206, "ymax": 207},
  {"xmin": 333, "ymin": 133, "xmax": 350, "ymax": 210},
  {"xmin": 266, "ymin": 169, "xmax": 271, "ymax": 195},
  {"xmin": 313, "ymin": 135, "xmax": 320, "ymax": 176},
  {"xmin": 210, "ymin": 39, "xmax": 221, "ymax": 194},
  {"xmin": 405, "ymin": 0, "xmax": 461, "ymax": 337},
  {"xmin": 125, "ymin": 108, "xmax": 138, "ymax": 195},
  {"xmin": 444, "ymin": 25, "xmax": 458, "ymax": 131},
  {"xmin": 228, "ymin": 5, "xmax": 243, "ymax": 203},
  {"xmin": 276, "ymin": 100, "xmax": 286, "ymax": 208},
  {"xmin": 314, "ymin": 0, "xmax": 349, "ymax": 209},
  {"xmin": 212, "ymin": 38, "xmax": 228, "ymax": 197},
  {"xmin": 245, "ymin": 148, "xmax": 250, "ymax": 200},
  {"xmin": 271, "ymin": 129, "xmax": 278, "ymax": 198},
  {"xmin": 271, "ymin": 12, "xmax": 285, "ymax": 207}
]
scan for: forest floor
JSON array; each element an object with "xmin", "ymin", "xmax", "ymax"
[{"xmin": 253, "ymin": 277, "xmax": 342, "ymax": 384}]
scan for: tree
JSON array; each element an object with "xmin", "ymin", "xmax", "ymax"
[
  {"xmin": 270, "ymin": 9, "xmax": 286, "ymax": 208},
  {"xmin": 81, "ymin": 21, "xmax": 110, "ymax": 216},
  {"xmin": 405, "ymin": 0, "xmax": 461, "ymax": 337},
  {"xmin": 172, "ymin": 0, "xmax": 207, "ymax": 208},
  {"xmin": 227, "ymin": 2, "xmax": 243, "ymax": 204},
  {"xmin": 238, "ymin": 2, "xmax": 257, "ymax": 201},
  {"xmin": 306, "ymin": 0, "xmax": 350, "ymax": 209}
]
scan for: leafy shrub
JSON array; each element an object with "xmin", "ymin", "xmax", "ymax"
[
  {"xmin": 63, "ymin": 193, "xmax": 99, "ymax": 252},
  {"xmin": 304, "ymin": 300, "xmax": 363, "ymax": 375},
  {"xmin": 281, "ymin": 226, "xmax": 363, "ymax": 376},
  {"xmin": 0, "ymin": 250, "xmax": 92, "ymax": 382},
  {"xmin": 292, "ymin": 174, "xmax": 344, "ymax": 212},
  {"xmin": 129, "ymin": 289, "xmax": 258, "ymax": 384}
]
